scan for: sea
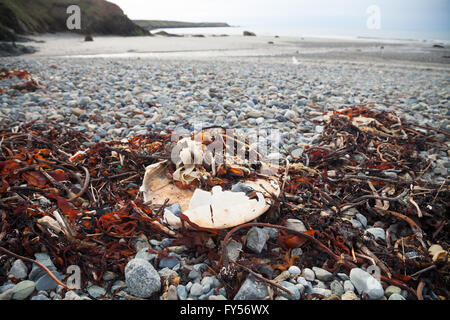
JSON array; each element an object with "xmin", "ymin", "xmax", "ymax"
[{"xmin": 151, "ymin": 25, "xmax": 450, "ymax": 44}]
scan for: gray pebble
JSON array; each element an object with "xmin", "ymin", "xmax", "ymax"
[
  {"xmin": 234, "ymin": 276, "xmax": 269, "ymax": 300},
  {"xmin": 246, "ymin": 227, "xmax": 268, "ymax": 254},
  {"xmin": 350, "ymin": 268, "xmax": 384, "ymax": 300},
  {"xmin": 12, "ymin": 280, "xmax": 35, "ymax": 300},
  {"xmin": 9, "ymin": 259, "xmax": 28, "ymax": 279},
  {"xmin": 125, "ymin": 258, "xmax": 161, "ymax": 298},
  {"xmin": 312, "ymin": 267, "xmax": 333, "ymax": 282}
]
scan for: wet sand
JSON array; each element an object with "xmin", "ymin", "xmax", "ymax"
[{"xmin": 25, "ymin": 33, "xmax": 450, "ymax": 66}]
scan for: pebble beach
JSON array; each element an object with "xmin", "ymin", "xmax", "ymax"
[{"xmin": 0, "ymin": 34, "xmax": 449, "ymax": 301}]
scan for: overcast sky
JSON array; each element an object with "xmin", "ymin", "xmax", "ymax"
[{"xmin": 109, "ymin": 0, "xmax": 450, "ymax": 31}]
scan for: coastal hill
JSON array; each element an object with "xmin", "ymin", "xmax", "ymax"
[
  {"xmin": 134, "ymin": 20, "xmax": 230, "ymax": 30},
  {"xmin": 0, "ymin": 0, "xmax": 148, "ymax": 39}
]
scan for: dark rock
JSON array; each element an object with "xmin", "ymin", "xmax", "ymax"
[
  {"xmin": 243, "ymin": 31, "xmax": 256, "ymax": 36},
  {"xmin": 154, "ymin": 31, "xmax": 183, "ymax": 37}
]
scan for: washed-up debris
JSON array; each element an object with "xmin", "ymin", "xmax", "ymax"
[
  {"xmin": 141, "ymin": 128, "xmax": 280, "ymax": 229},
  {"xmin": 0, "ymin": 105, "xmax": 449, "ymax": 300},
  {"xmin": 0, "ymin": 68, "xmax": 42, "ymax": 92}
]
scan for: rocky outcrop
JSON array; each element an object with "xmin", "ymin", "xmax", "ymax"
[{"xmin": 243, "ymin": 31, "xmax": 256, "ymax": 36}]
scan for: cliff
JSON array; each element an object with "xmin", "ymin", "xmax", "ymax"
[{"xmin": 0, "ymin": 0, "xmax": 148, "ymax": 39}]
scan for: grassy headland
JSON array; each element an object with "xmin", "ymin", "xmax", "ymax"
[
  {"xmin": 134, "ymin": 20, "xmax": 230, "ymax": 30},
  {"xmin": 0, "ymin": 0, "xmax": 148, "ymax": 39}
]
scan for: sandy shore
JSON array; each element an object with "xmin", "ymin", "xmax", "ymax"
[{"xmin": 25, "ymin": 33, "xmax": 450, "ymax": 66}]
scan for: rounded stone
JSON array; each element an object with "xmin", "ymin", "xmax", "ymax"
[
  {"xmin": 312, "ymin": 267, "xmax": 333, "ymax": 282},
  {"xmin": 288, "ymin": 266, "xmax": 301, "ymax": 275},
  {"xmin": 12, "ymin": 280, "xmax": 35, "ymax": 300},
  {"xmin": 125, "ymin": 258, "xmax": 161, "ymax": 298},
  {"xmin": 388, "ymin": 293, "xmax": 406, "ymax": 300},
  {"xmin": 9, "ymin": 259, "xmax": 28, "ymax": 279},
  {"xmin": 350, "ymin": 268, "xmax": 384, "ymax": 300}
]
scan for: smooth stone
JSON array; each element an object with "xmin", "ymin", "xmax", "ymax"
[
  {"xmin": 188, "ymin": 270, "xmax": 200, "ymax": 279},
  {"xmin": 29, "ymin": 253, "xmax": 56, "ymax": 281},
  {"xmin": 351, "ymin": 219, "xmax": 363, "ymax": 229},
  {"xmin": 311, "ymin": 288, "xmax": 332, "ymax": 298},
  {"xmin": 201, "ymin": 276, "xmax": 216, "ymax": 289},
  {"xmin": 9, "ymin": 259, "xmax": 28, "ymax": 279},
  {"xmin": 288, "ymin": 266, "xmax": 301, "ymax": 275},
  {"xmin": 190, "ymin": 283, "xmax": 203, "ymax": 296},
  {"xmin": 303, "ymin": 268, "xmax": 315, "ymax": 281},
  {"xmin": 125, "ymin": 258, "xmax": 161, "ymax": 298},
  {"xmin": 355, "ymin": 213, "xmax": 368, "ymax": 228},
  {"xmin": 365, "ymin": 227, "xmax": 386, "ymax": 241},
  {"xmin": 79, "ymin": 97, "xmax": 91, "ymax": 107},
  {"xmin": 315, "ymin": 125, "xmax": 324, "ymax": 133},
  {"xmin": 234, "ymin": 276, "xmax": 269, "ymax": 300},
  {"xmin": 330, "ymin": 280, "xmax": 345, "ymax": 296},
  {"xmin": 35, "ymin": 271, "xmax": 63, "ymax": 291},
  {"xmin": 177, "ymin": 285, "xmax": 188, "ymax": 300},
  {"xmin": 312, "ymin": 267, "xmax": 333, "ymax": 282},
  {"xmin": 0, "ymin": 284, "xmax": 15, "ymax": 293},
  {"xmin": 102, "ymin": 271, "xmax": 117, "ymax": 281},
  {"xmin": 209, "ymin": 295, "xmax": 227, "ymax": 300},
  {"xmin": 291, "ymin": 248, "xmax": 303, "ymax": 257},
  {"xmin": 337, "ymin": 273, "xmax": 350, "ymax": 281},
  {"xmin": 290, "ymin": 147, "xmax": 304, "ymax": 157},
  {"xmin": 135, "ymin": 247, "xmax": 156, "ymax": 262},
  {"xmin": 314, "ymin": 280, "xmax": 327, "ymax": 289},
  {"xmin": 284, "ymin": 110, "xmax": 297, "ymax": 120},
  {"xmin": 343, "ymin": 280, "xmax": 355, "ymax": 292},
  {"xmin": 12, "ymin": 280, "xmax": 35, "ymax": 300},
  {"xmin": 159, "ymin": 257, "xmax": 180, "ymax": 269},
  {"xmin": 385, "ymin": 285, "xmax": 402, "ymax": 298},
  {"xmin": 31, "ymin": 294, "xmax": 50, "ymax": 300},
  {"xmin": 295, "ymin": 284, "xmax": 305, "ymax": 296},
  {"xmin": 231, "ymin": 182, "xmax": 254, "ymax": 194},
  {"xmin": 350, "ymin": 268, "xmax": 384, "ymax": 300},
  {"xmin": 87, "ymin": 285, "xmax": 106, "ymax": 299},
  {"xmin": 0, "ymin": 289, "xmax": 14, "ymax": 300},
  {"xmin": 278, "ymin": 281, "xmax": 301, "ymax": 300},
  {"xmin": 285, "ymin": 219, "xmax": 307, "ymax": 233},
  {"xmin": 111, "ymin": 280, "xmax": 126, "ymax": 293},
  {"xmin": 388, "ymin": 293, "xmax": 406, "ymax": 300},
  {"xmin": 263, "ymin": 227, "xmax": 278, "ymax": 239},
  {"xmin": 246, "ymin": 227, "xmax": 268, "ymax": 254},
  {"xmin": 64, "ymin": 290, "xmax": 81, "ymax": 300}
]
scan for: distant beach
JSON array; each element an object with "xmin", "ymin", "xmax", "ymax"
[{"xmin": 19, "ymin": 32, "xmax": 447, "ymax": 67}]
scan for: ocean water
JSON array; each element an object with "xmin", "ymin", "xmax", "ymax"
[{"xmin": 152, "ymin": 26, "xmax": 450, "ymax": 43}]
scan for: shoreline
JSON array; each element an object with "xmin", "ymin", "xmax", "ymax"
[{"xmin": 5, "ymin": 33, "xmax": 447, "ymax": 67}]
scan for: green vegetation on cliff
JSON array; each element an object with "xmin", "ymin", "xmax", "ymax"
[
  {"xmin": 0, "ymin": 0, "xmax": 148, "ymax": 39},
  {"xmin": 134, "ymin": 20, "xmax": 230, "ymax": 30}
]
